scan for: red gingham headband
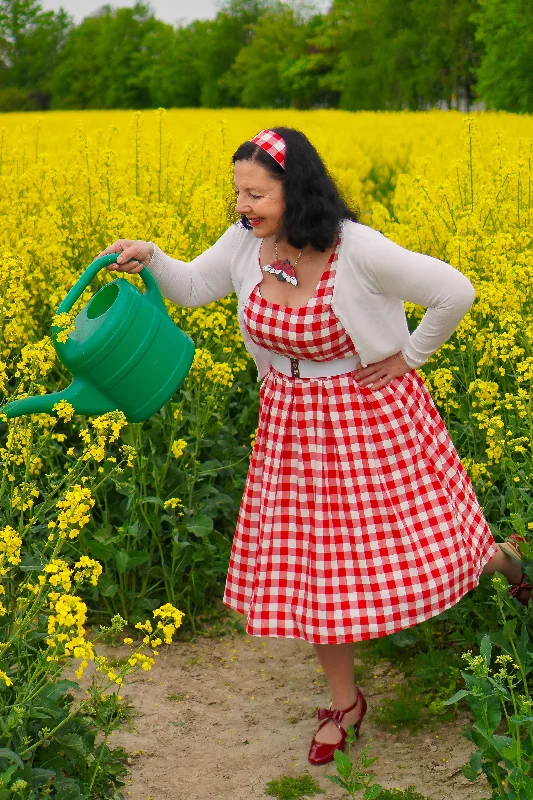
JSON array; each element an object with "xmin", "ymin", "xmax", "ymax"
[{"xmin": 250, "ymin": 129, "xmax": 286, "ymax": 169}]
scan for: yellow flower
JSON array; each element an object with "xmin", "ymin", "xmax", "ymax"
[
  {"xmin": 73, "ymin": 556, "xmax": 103, "ymax": 586},
  {"xmin": 52, "ymin": 399, "xmax": 75, "ymax": 422},
  {"xmin": 164, "ymin": 497, "xmax": 184, "ymax": 511},
  {"xmin": 171, "ymin": 439, "xmax": 187, "ymax": 458},
  {"xmin": 0, "ymin": 526, "xmax": 22, "ymax": 574},
  {"xmin": 52, "ymin": 311, "xmax": 76, "ymax": 344},
  {"xmin": 54, "ymin": 485, "xmax": 95, "ymax": 540}
]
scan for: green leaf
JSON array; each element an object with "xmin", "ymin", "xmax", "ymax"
[
  {"xmin": 503, "ymin": 619, "xmax": 517, "ymax": 641},
  {"xmin": 197, "ymin": 459, "xmax": 222, "ymax": 476},
  {"xmin": 93, "ymin": 522, "xmax": 114, "ymax": 541},
  {"xmin": 501, "ymin": 741, "xmax": 519, "ymax": 762},
  {"xmin": 364, "ymin": 785, "xmax": 383, "ymax": 800},
  {"xmin": 521, "ymin": 775, "xmax": 533, "ymax": 797},
  {"xmin": 461, "ymin": 763, "xmax": 479, "ymax": 782},
  {"xmin": 19, "ymin": 554, "xmax": 42, "ymax": 571},
  {"xmin": 29, "ymin": 766, "xmax": 56, "ymax": 787},
  {"xmin": 0, "ymin": 749, "xmax": 24, "ymax": 769},
  {"xmin": 53, "ymin": 777, "xmax": 86, "ymax": 800},
  {"xmin": 485, "ymin": 695, "xmax": 502, "ymax": 734},
  {"xmin": 443, "ymin": 689, "xmax": 470, "ymax": 705},
  {"xmin": 488, "ymin": 629, "xmax": 512, "ymax": 654},
  {"xmin": 333, "ymin": 748, "xmax": 352, "ymax": 779},
  {"xmin": 113, "ymin": 481, "xmax": 135, "ymax": 498},
  {"xmin": 0, "ymin": 765, "xmax": 18, "ymax": 785},
  {"xmin": 389, "ymin": 628, "xmax": 419, "ymax": 647},
  {"xmin": 510, "ymin": 713, "xmax": 533, "ymax": 725},
  {"xmin": 211, "ymin": 529, "xmax": 231, "ymax": 551},
  {"xmin": 98, "ymin": 573, "xmax": 119, "ymax": 597},
  {"xmin": 56, "ymin": 734, "xmax": 88, "ymax": 760},
  {"xmin": 114, "ymin": 549, "xmax": 130, "ymax": 573},
  {"xmin": 324, "ymin": 775, "xmax": 349, "ymax": 789},
  {"xmin": 126, "ymin": 550, "xmax": 150, "ymax": 567},
  {"xmin": 186, "ymin": 513, "xmax": 214, "ymax": 538},
  {"xmin": 126, "ymin": 520, "xmax": 143, "ymax": 538},
  {"xmin": 471, "ymin": 725, "xmax": 513, "ymax": 757},
  {"xmin": 480, "ymin": 634, "xmax": 492, "ymax": 667},
  {"xmin": 469, "ymin": 749, "xmax": 482, "ymax": 775},
  {"xmin": 85, "ymin": 538, "xmax": 114, "ymax": 561},
  {"xmin": 516, "ymin": 623, "xmax": 532, "ymax": 673},
  {"xmin": 38, "ymin": 679, "xmax": 79, "ymax": 705},
  {"xmin": 139, "ymin": 496, "xmax": 164, "ymax": 507}
]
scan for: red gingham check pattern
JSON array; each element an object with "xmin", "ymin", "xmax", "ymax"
[
  {"xmin": 222, "ymin": 247, "xmax": 499, "ymax": 644},
  {"xmin": 246, "ymin": 237, "xmax": 352, "ymax": 360},
  {"xmin": 250, "ymin": 129, "xmax": 286, "ymax": 169}
]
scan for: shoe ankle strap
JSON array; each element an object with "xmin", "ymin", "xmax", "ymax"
[{"xmin": 317, "ymin": 691, "xmax": 361, "ymax": 724}]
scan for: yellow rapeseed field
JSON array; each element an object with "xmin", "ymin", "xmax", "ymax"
[
  {"xmin": 1, "ymin": 108, "xmax": 533, "ymax": 703},
  {"xmin": 1, "ymin": 108, "xmax": 533, "ymax": 485}
]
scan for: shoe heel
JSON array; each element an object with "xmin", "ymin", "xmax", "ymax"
[{"xmin": 352, "ymin": 693, "xmax": 367, "ymax": 738}]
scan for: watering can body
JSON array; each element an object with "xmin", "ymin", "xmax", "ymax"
[{"xmin": 2, "ymin": 255, "xmax": 195, "ymax": 422}]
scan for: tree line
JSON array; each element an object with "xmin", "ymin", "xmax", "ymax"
[{"xmin": 0, "ymin": 0, "xmax": 530, "ymax": 113}]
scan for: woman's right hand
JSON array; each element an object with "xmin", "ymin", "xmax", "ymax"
[{"xmin": 96, "ymin": 239, "xmax": 155, "ymax": 273}]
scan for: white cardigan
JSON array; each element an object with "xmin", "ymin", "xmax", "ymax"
[{"xmin": 147, "ymin": 220, "xmax": 475, "ymax": 381}]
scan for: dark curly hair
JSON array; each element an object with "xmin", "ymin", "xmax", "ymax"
[{"xmin": 232, "ymin": 126, "xmax": 359, "ymax": 252}]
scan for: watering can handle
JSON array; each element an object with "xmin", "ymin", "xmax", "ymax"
[{"xmin": 56, "ymin": 254, "xmax": 165, "ymax": 315}]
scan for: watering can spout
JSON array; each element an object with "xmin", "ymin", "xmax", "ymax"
[{"xmin": 1, "ymin": 378, "xmax": 115, "ymax": 420}]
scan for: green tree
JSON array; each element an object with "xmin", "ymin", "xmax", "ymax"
[
  {"xmin": 280, "ymin": 13, "xmax": 342, "ymax": 108},
  {"xmin": 325, "ymin": 0, "xmax": 480, "ymax": 111},
  {"xmin": 198, "ymin": 0, "xmax": 272, "ymax": 107},
  {"xmin": 410, "ymin": 0, "xmax": 480, "ymax": 109},
  {"xmin": 221, "ymin": 1, "xmax": 336, "ymax": 109},
  {"xmin": 49, "ymin": 2, "xmax": 170, "ymax": 110},
  {"xmin": 220, "ymin": 3, "xmax": 310, "ymax": 107},
  {"xmin": 0, "ymin": 0, "xmax": 72, "ymax": 101},
  {"xmin": 475, "ymin": 0, "xmax": 533, "ymax": 111},
  {"xmin": 321, "ymin": 0, "xmax": 411, "ymax": 111},
  {"xmin": 148, "ymin": 21, "xmax": 209, "ymax": 108}
]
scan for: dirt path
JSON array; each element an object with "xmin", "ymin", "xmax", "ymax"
[{"xmin": 70, "ymin": 610, "xmax": 490, "ymax": 800}]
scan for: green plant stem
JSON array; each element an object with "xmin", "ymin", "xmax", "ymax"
[
  {"xmin": 490, "ymin": 755, "xmax": 506, "ymax": 796},
  {"xmin": 88, "ymin": 716, "xmax": 114, "ymax": 792},
  {"xmin": 18, "ymin": 679, "xmax": 113, "ymax": 759}
]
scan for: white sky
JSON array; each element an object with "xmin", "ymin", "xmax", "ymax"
[
  {"xmin": 40, "ymin": 0, "xmax": 220, "ymax": 25},
  {"xmin": 40, "ymin": 0, "xmax": 330, "ymax": 26}
]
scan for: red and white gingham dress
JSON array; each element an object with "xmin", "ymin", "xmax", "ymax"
[{"xmin": 222, "ymin": 236, "xmax": 499, "ymax": 644}]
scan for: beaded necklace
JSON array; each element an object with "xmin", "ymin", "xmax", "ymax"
[{"xmin": 261, "ymin": 238, "xmax": 302, "ymax": 287}]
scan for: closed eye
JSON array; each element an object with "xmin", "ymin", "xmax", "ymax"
[{"xmin": 234, "ymin": 187, "xmax": 262, "ymax": 200}]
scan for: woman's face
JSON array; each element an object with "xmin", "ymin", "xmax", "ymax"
[{"xmin": 234, "ymin": 159, "xmax": 285, "ymax": 239}]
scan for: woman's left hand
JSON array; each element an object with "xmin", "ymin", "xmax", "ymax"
[{"xmin": 353, "ymin": 352, "xmax": 413, "ymax": 389}]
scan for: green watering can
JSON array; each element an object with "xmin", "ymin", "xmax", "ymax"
[{"xmin": 2, "ymin": 254, "xmax": 195, "ymax": 423}]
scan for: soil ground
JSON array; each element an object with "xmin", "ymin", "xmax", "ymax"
[{"xmin": 67, "ymin": 609, "xmax": 491, "ymax": 800}]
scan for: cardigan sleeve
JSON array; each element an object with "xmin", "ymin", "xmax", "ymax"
[
  {"xmin": 145, "ymin": 224, "xmax": 237, "ymax": 307},
  {"xmin": 365, "ymin": 231, "xmax": 476, "ymax": 368}
]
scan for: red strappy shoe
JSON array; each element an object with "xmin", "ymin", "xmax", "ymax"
[
  {"xmin": 308, "ymin": 688, "xmax": 367, "ymax": 766},
  {"xmin": 500, "ymin": 533, "xmax": 532, "ymax": 607}
]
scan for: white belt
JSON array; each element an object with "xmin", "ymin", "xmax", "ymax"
[{"xmin": 270, "ymin": 353, "xmax": 361, "ymax": 378}]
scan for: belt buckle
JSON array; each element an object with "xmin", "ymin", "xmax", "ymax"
[{"xmin": 290, "ymin": 357, "xmax": 300, "ymax": 378}]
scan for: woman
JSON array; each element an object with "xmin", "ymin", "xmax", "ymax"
[{"xmin": 98, "ymin": 127, "xmax": 531, "ymax": 766}]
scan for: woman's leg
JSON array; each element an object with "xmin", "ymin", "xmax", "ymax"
[
  {"xmin": 482, "ymin": 545, "xmax": 523, "ymax": 583},
  {"xmin": 482, "ymin": 542, "xmax": 532, "ymax": 602},
  {"xmin": 312, "ymin": 642, "xmax": 363, "ymax": 745}
]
